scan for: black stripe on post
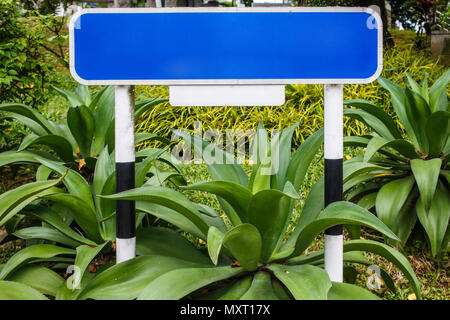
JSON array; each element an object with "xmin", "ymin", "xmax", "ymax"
[
  {"xmin": 324, "ymin": 158, "xmax": 343, "ymax": 236},
  {"xmin": 116, "ymin": 162, "xmax": 135, "ymax": 239}
]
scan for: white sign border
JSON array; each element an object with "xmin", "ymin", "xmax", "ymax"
[{"xmin": 69, "ymin": 7, "xmax": 383, "ymax": 85}]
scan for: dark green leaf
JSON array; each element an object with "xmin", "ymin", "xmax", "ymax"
[
  {"xmin": 137, "ymin": 265, "xmax": 244, "ymax": 300},
  {"xmin": 268, "ymin": 264, "xmax": 331, "ymax": 300},
  {"xmin": 223, "ymin": 223, "xmax": 262, "ymax": 271}
]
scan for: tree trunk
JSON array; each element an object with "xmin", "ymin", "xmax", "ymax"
[
  {"xmin": 165, "ymin": 0, "xmax": 187, "ymax": 7},
  {"xmin": 114, "ymin": 0, "xmax": 132, "ymax": 8}
]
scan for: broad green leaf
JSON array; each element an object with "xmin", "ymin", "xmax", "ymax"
[
  {"xmin": 38, "ymin": 158, "xmax": 95, "ymax": 211},
  {"xmin": 346, "ymin": 180, "xmax": 382, "ymax": 202},
  {"xmin": 97, "ymin": 173, "xmax": 116, "ymax": 240},
  {"xmin": 56, "ymin": 272, "xmax": 96, "ymax": 300},
  {"xmin": 344, "ymin": 109, "xmax": 397, "ymax": 140},
  {"xmin": 0, "ymin": 244, "xmax": 75, "ymax": 280},
  {"xmin": 364, "ymin": 136, "xmax": 418, "ymax": 162},
  {"xmin": 101, "ymin": 186, "xmax": 210, "ymax": 236},
  {"xmin": 327, "ymin": 282, "xmax": 381, "ymax": 300},
  {"xmin": 426, "ymin": 111, "xmax": 450, "ymax": 158},
  {"xmin": 145, "ymin": 168, "xmax": 185, "ymax": 187},
  {"xmin": 91, "ymin": 86, "xmax": 114, "ymax": 154},
  {"xmin": 2, "ymin": 114, "xmax": 48, "ymax": 136},
  {"xmin": 88, "ymin": 85, "xmax": 109, "ymax": 109},
  {"xmin": 344, "ymin": 136, "xmax": 407, "ymax": 162},
  {"xmin": 13, "ymin": 226, "xmax": 81, "ymax": 248},
  {"xmin": 378, "ymin": 77, "xmax": 418, "ymax": 148},
  {"xmin": 75, "ymin": 85, "xmax": 92, "ymax": 106},
  {"xmin": 223, "ymin": 223, "xmax": 262, "ymax": 271},
  {"xmin": 406, "ymin": 73, "xmax": 426, "ymax": 100},
  {"xmin": 136, "ymin": 227, "xmax": 211, "ymax": 265},
  {"xmin": 285, "ymin": 128, "xmax": 324, "ymax": 191},
  {"xmin": 274, "ymin": 123, "xmax": 299, "ymax": 188},
  {"xmin": 288, "ymin": 251, "xmax": 394, "ymax": 293},
  {"xmin": 0, "ymin": 103, "xmax": 54, "ymax": 134},
  {"xmin": 36, "ymin": 164, "xmax": 53, "ymax": 181},
  {"xmin": 52, "ymin": 85, "xmax": 85, "ymax": 107},
  {"xmin": 137, "ymin": 265, "xmax": 244, "ymax": 300},
  {"xmin": 18, "ymin": 134, "xmax": 74, "ymax": 163},
  {"xmin": 23, "ymin": 205, "xmax": 96, "ymax": 245},
  {"xmin": 357, "ymin": 192, "xmax": 378, "ymax": 210},
  {"xmin": 93, "ymin": 147, "xmax": 114, "ymax": 199},
  {"xmin": 45, "ymin": 193, "xmax": 102, "ymax": 243},
  {"xmin": 411, "ymin": 158, "xmax": 442, "ymax": 211},
  {"xmin": 0, "ymin": 280, "xmax": 48, "ymax": 300},
  {"xmin": 344, "ymin": 99, "xmax": 403, "ymax": 139},
  {"xmin": 247, "ymin": 183, "xmax": 298, "ymax": 262},
  {"xmin": 135, "ymin": 147, "xmax": 170, "ymax": 188},
  {"xmin": 343, "ymin": 161, "xmax": 385, "ymax": 182},
  {"xmin": 53, "ymin": 121, "xmax": 78, "ymax": 151},
  {"xmin": 344, "ymin": 171, "xmax": 391, "ymax": 195},
  {"xmin": 375, "ymin": 176, "xmax": 416, "ymax": 244},
  {"xmin": 341, "ymin": 240, "xmax": 422, "ymax": 299},
  {"xmin": 240, "ymin": 271, "xmax": 279, "ymax": 300},
  {"xmin": 420, "ymin": 77, "xmax": 429, "ymax": 101},
  {"xmin": 136, "ymin": 201, "xmax": 204, "ymax": 238},
  {"xmin": 78, "ymin": 255, "xmax": 202, "ymax": 300},
  {"xmin": 271, "ymin": 279, "xmax": 292, "ymax": 300},
  {"xmin": 250, "ymin": 121, "xmax": 269, "ymax": 167},
  {"xmin": 0, "ymin": 180, "xmax": 63, "ymax": 226},
  {"xmin": 268, "ymin": 264, "xmax": 331, "ymax": 300},
  {"xmin": 66, "ymin": 243, "xmax": 106, "ymax": 293},
  {"xmin": 293, "ymin": 202, "xmax": 399, "ymax": 256},
  {"xmin": 8, "ymin": 265, "xmax": 64, "ymax": 296},
  {"xmin": 183, "ymin": 180, "xmax": 252, "ymax": 223},
  {"xmin": 415, "ymin": 182, "xmax": 450, "ymax": 258},
  {"xmin": 172, "ymin": 129, "xmax": 248, "ymax": 186},
  {"xmin": 429, "ymin": 68, "xmax": 449, "ymax": 112},
  {"xmin": 67, "ymin": 105, "xmax": 95, "ymax": 158},
  {"xmin": 404, "ymin": 88, "xmax": 431, "ymax": 152},
  {"xmin": 198, "ymin": 277, "xmax": 252, "ymax": 300},
  {"xmin": 283, "ymin": 178, "xmax": 324, "ymax": 251},
  {"xmin": 207, "ymin": 226, "xmax": 225, "ymax": 266}
]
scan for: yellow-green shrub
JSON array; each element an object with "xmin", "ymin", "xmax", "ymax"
[{"xmin": 135, "ymin": 44, "xmax": 447, "ymax": 148}]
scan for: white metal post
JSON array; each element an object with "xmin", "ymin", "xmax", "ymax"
[
  {"xmin": 115, "ymin": 85, "xmax": 136, "ymax": 264},
  {"xmin": 323, "ymin": 84, "xmax": 343, "ymax": 282}
]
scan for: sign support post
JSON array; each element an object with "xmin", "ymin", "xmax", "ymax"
[
  {"xmin": 114, "ymin": 85, "xmax": 136, "ymax": 264},
  {"xmin": 323, "ymin": 84, "xmax": 344, "ymax": 282}
]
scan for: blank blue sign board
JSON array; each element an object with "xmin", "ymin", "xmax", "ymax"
[{"xmin": 69, "ymin": 8, "xmax": 382, "ymax": 85}]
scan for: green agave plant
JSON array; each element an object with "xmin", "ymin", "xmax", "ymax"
[
  {"xmin": 0, "ymin": 84, "xmax": 168, "ymax": 170},
  {"xmin": 343, "ymin": 70, "xmax": 450, "ymax": 258},
  {"xmin": 0, "ymin": 144, "xmax": 188, "ymax": 299},
  {"xmin": 31, "ymin": 123, "xmax": 420, "ymax": 300},
  {"xmin": 0, "ymin": 85, "xmax": 188, "ymax": 299}
]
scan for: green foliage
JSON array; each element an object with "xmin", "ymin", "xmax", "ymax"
[
  {"xmin": 344, "ymin": 70, "xmax": 450, "ymax": 258},
  {"xmin": 93, "ymin": 124, "xmax": 421, "ymax": 300},
  {"xmin": 135, "ymin": 45, "xmax": 446, "ymax": 148},
  {"xmin": 0, "ymin": 0, "xmax": 52, "ymax": 106},
  {"xmin": 390, "ymin": 0, "xmax": 448, "ymax": 34},
  {"xmin": 0, "ymin": 85, "xmax": 188, "ymax": 298},
  {"xmin": 0, "ymin": 84, "xmax": 168, "ymax": 171}
]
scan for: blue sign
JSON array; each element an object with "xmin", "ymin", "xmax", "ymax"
[{"xmin": 69, "ymin": 8, "xmax": 382, "ymax": 85}]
